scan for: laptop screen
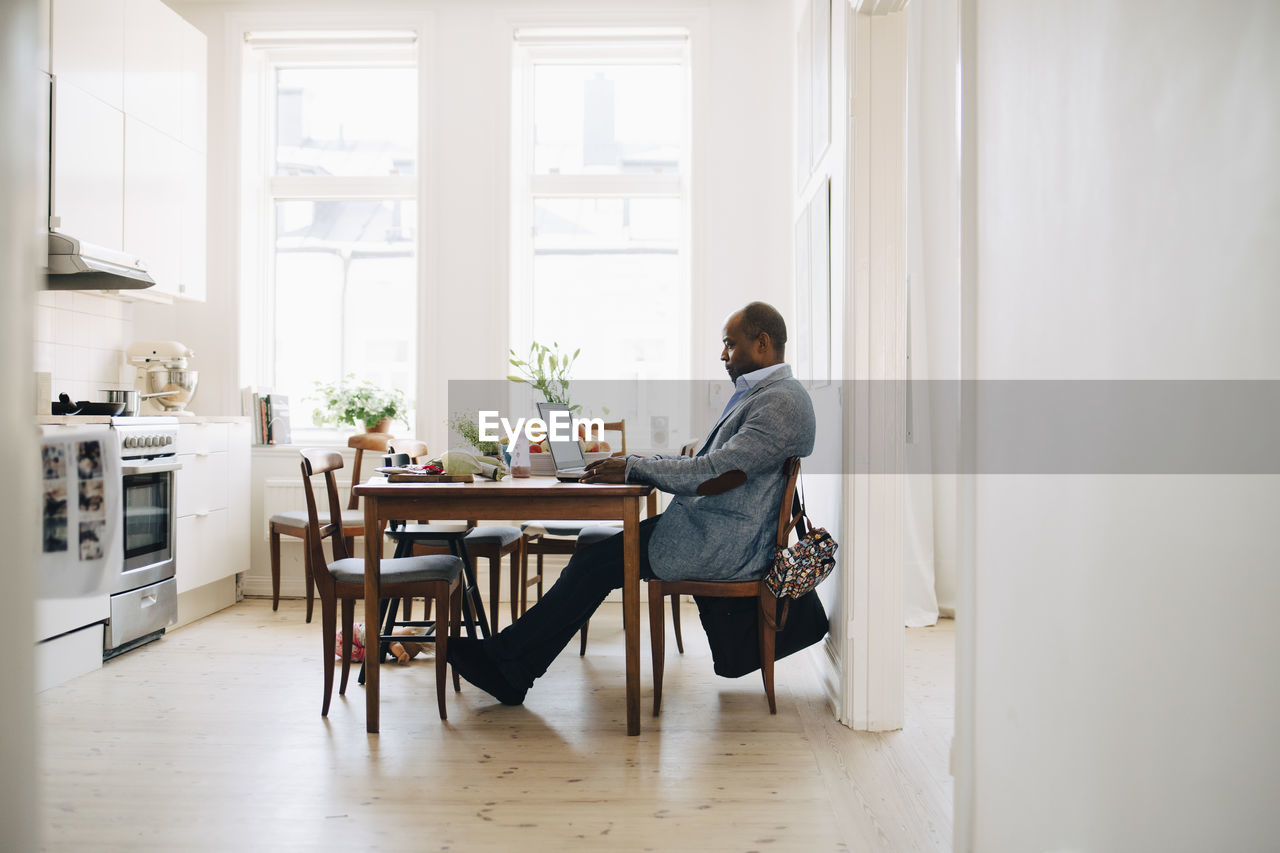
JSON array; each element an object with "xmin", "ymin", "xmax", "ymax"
[{"xmin": 537, "ymin": 402, "xmax": 587, "ymax": 470}]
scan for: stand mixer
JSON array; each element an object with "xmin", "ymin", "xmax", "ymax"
[{"xmin": 126, "ymin": 341, "xmax": 199, "ymax": 415}]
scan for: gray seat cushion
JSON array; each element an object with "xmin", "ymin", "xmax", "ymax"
[
  {"xmin": 388, "ymin": 523, "xmax": 520, "ymax": 548},
  {"xmin": 575, "ymin": 525, "xmax": 623, "ymax": 549},
  {"xmin": 465, "ymin": 525, "xmax": 521, "ymax": 547},
  {"xmin": 522, "ymin": 520, "xmax": 620, "ymax": 538},
  {"xmin": 270, "ymin": 508, "xmax": 364, "ymax": 528},
  {"xmin": 328, "ymin": 554, "xmax": 463, "ymax": 585}
]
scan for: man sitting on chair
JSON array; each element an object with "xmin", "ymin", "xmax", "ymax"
[{"xmin": 448, "ymin": 301, "xmax": 817, "ymax": 705}]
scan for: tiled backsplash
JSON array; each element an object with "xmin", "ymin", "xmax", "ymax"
[{"xmin": 35, "ymin": 290, "xmax": 135, "ymax": 404}]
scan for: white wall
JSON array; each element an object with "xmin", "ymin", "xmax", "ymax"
[
  {"xmin": 149, "ymin": 0, "xmax": 793, "ymax": 448},
  {"xmin": 2, "ymin": 0, "xmax": 42, "ymax": 847},
  {"xmin": 35, "ymin": 290, "xmax": 136, "ymax": 405},
  {"xmin": 963, "ymin": 1, "xmax": 1280, "ymax": 849}
]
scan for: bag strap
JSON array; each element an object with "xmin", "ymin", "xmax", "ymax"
[{"xmin": 783, "ymin": 476, "xmax": 811, "ymax": 542}]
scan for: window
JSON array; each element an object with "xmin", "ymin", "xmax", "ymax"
[
  {"xmin": 242, "ymin": 35, "xmax": 419, "ymax": 438},
  {"xmin": 511, "ymin": 32, "xmax": 691, "ymax": 384}
]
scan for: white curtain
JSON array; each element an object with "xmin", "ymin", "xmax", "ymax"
[{"xmin": 903, "ymin": 0, "xmax": 961, "ymax": 626}]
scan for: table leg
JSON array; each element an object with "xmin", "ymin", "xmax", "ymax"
[
  {"xmin": 623, "ymin": 497, "xmax": 641, "ymax": 736},
  {"xmin": 364, "ymin": 498, "xmax": 381, "ymax": 734}
]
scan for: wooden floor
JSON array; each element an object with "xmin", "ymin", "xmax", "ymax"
[{"xmin": 36, "ymin": 600, "xmax": 955, "ymax": 852}]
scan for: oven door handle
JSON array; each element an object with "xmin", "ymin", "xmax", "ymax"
[{"xmin": 122, "ymin": 460, "xmax": 183, "ymax": 475}]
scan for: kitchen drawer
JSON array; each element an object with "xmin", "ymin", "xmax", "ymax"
[
  {"xmin": 176, "ymin": 422, "xmax": 229, "ymax": 455},
  {"xmin": 175, "ymin": 507, "xmax": 229, "ymax": 593},
  {"xmin": 175, "ymin": 451, "xmax": 228, "ymax": 517}
]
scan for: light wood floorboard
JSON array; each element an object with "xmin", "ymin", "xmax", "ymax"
[{"xmin": 37, "ymin": 599, "xmax": 954, "ymax": 852}]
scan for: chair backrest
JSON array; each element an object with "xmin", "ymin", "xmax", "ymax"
[
  {"xmin": 300, "ymin": 449, "xmax": 353, "ymax": 580},
  {"xmin": 346, "ymin": 432, "xmax": 394, "ymax": 510},
  {"xmin": 602, "ymin": 419, "xmax": 627, "ymax": 457},
  {"xmin": 388, "ymin": 439, "xmax": 429, "ymax": 462},
  {"xmin": 775, "ymin": 457, "xmax": 803, "ymax": 549}
]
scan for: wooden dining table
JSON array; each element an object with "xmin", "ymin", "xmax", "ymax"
[{"xmin": 354, "ymin": 476, "xmax": 656, "ymax": 736}]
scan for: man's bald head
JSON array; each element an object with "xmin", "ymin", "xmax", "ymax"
[{"xmin": 736, "ymin": 301, "xmax": 787, "ymax": 361}]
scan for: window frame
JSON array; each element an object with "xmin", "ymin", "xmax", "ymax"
[
  {"xmin": 240, "ymin": 37, "xmax": 422, "ymax": 444},
  {"xmin": 509, "ymin": 34, "xmax": 694, "ymax": 387}
]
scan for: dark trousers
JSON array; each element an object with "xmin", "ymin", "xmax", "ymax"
[{"xmin": 489, "ymin": 515, "xmax": 661, "ymax": 688}]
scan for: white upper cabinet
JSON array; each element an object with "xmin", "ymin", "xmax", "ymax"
[
  {"xmin": 123, "ymin": 116, "xmax": 182, "ymax": 294},
  {"xmin": 51, "ymin": 81, "xmax": 124, "ymax": 251},
  {"xmin": 49, "ymin": 0, "xmax": 208, "ymax": 301},
  {"xmin": 50, "ymin": 0, "xmax": 124, "ymax": 110},
  {"xmin": 178, "ymin": 142, "xmax": 207, "ymax": 301},
  {"xmin": 123, "ymin": 0, "xmax": 184, "ymax": 139},
  {"xmin": 180, "ymin": 23, "xmax": 207, "ymax": 152}
]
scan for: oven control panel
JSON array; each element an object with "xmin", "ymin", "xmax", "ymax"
[{"xmin": 113, "ymin": 418, "xmax": 180, "ymax": 461}]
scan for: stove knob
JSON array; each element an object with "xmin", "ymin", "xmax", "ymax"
[
  {"xmin": 124, "ymin": 436, "xmax": 136, "ymax": 448},
  {"xmin": 163, "ymin": 435, "xmax": 174, "ymax": 446},
  {"xmin": 145, "ymin": 436, "xmax": 157, "ymax": 447}
]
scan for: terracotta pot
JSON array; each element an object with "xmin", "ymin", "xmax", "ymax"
[{"xmin": 364, "ymin": 418, "xmax": 392, "ymax": 434}]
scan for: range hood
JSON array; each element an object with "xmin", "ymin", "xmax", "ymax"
[{"xmin": 45, "ymin": 232, "xmax": 155, "ymax": 291}]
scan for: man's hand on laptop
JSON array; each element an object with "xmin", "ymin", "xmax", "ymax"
[{"xmin": 581, "ymin": 456, "xmax": 630, "ymax": 484}]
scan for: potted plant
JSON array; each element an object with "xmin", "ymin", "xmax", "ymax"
[
  {"xmin": 449, "ymin": 411, "xmax": 502, "ymax": 456},
  {"xmin": 312, "ymin": 375, "xmax": 410, "ymax": 433},
  {"xmin": 507, "ymin": 341, "xmax": 581, "ymax": 413}
]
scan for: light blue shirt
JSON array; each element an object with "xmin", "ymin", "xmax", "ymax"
[{"xmin": 720, "ymin": 363, "xmax": 789, "ymax": 420}]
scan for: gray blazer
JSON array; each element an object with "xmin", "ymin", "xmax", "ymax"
[{"xmin": 625, "ymin": 365, "xmax": 816, "ymax": 582}]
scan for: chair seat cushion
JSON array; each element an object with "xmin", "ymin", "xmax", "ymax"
[
  {"xmin": 328, "ymin": 554, "xmax": 463, "ymax": 586},
  {"xmin": 464, "ymin": 525, "xmax": 521, "ymax": 547},
  {"xmin": 522, "ymin": 520, "xmax": 621, "ymax": 538},
  {"xmin": 388, "ymin": 523, "xmax": 521, "ymax": 547},
  {"xmin": 387, "ymin": 522, "xmax": 471, "ymax": 542},
  {"xmin": 575, "ymin": 525, "xmax": 622, "ymax": 548},
  {"xmin": 270, "ymin": 508, "xmax": 364, "ymax": 528}
]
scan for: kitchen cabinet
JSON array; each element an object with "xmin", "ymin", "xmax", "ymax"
[
  {"xmin": 123, "ymin": 0, "xmax": 185, "ymax": 140},
  {"xmin": 178, "ymin": 143, "xmax": 207, "ymax": 301},
  {"xmin": 48, "ymin": 0, "xmax": 207, "ymax": 300},
  {"xmin": 174, "ymin": 422, "xmax": 249, "ymax": 595},
  {"xmin": 123, "ymin": 116, "xmax": 182, "ymax": 294},
  {"xmin": 50, "ymin": 0, "xmax": 124, "ymax": 111},
  {"xmin": 180, "ymin": 22, "xmax": 207, "ymax": 153},
  {"xmin": 51, "ymin": 81, "xmax": 124, "ymax": 251}
]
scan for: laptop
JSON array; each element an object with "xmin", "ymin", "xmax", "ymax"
[{"xmin": 537, "ymin": 401, "xmax": 589, "ymax": 480}]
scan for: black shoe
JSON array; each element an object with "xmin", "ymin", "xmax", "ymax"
[{"xmin": 447, "ymin": 637, "xmax": 528, "ymax": 706}]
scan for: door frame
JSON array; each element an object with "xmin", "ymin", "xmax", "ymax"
[{"xmin": 840, "ymin": 0, "xmax": 910, "ymax": 731}]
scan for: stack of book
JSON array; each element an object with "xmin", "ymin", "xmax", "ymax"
[{"xmin": 241, "ymin": 388, "xmax": 291, "ymax": 445}]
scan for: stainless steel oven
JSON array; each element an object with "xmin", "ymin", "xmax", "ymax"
[{"xmin": 105, "ymin": 418, "xmax": 180, "ymax": 658}]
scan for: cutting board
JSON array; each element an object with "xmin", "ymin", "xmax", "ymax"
[{"xmin": 386, "ymin": 472, "xmax": 474, "ymax": 483}]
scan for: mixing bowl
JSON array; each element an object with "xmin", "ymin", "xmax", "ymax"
[{"xmin": 145, "ymin": 367, "xmax": 198, "ymax": 411}]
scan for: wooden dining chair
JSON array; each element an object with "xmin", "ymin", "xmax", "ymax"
[
  {"xmin": 299, "ymin": 448, "xmax": 464, "ymax": 720},
  {"xmin": 519, "ymin": 419, "xmax": 628, "ymax": 618},
  {"xmin": 384, "ymin": 441, "xmax": 523, "ymax": 634},
  {"xmin": 646, "ymin": 457, "xmax": 803, "ymax": 716},
  {"xmin": 546, "ymin": 421, "xmax": 683, "ymax": 657},
  {"xmin": 268, "ymin": 432, "xmax": 394, "ymax": 622}
]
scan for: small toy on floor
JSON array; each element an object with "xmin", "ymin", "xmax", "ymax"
[{"xmin": 335, "ymin": 623, "xmax": 433, "ymax": 665}]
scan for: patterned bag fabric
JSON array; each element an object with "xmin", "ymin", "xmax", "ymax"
[{"xmin": 765, "ymin": 490, "xmax": 838, "ymax": 600}]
